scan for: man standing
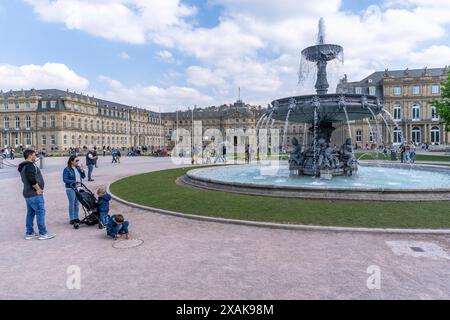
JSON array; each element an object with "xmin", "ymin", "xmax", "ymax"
[
  {"xmin": 92, "ymin": 146, "xmax": 98, "ymax": 168},
  {"xmin": 18, "ymin": 150, "xmax": 55, "ymax": 240},
  {"xmin": 86, "ymin": 148, "xmax": 97, "ymax": 182}
]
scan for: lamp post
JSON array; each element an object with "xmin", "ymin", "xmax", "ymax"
[{"xmin": 191, "ymin": 105, "xmax": 196, "ymax": 164}]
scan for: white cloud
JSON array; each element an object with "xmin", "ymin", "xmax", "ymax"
[
  {"xmin": 409, "ymin": 46, "xmax": 450, "ymax": 67},
  {"xmin": 23, "ymin": 0, "xmax": 450, "ymax": 105},
  {"xmin": 24, "ymin": 0, "xmax": 197, "ymax": 44},
  {"xmin": 97, "ymin": 75, "xmax": 213, "ymax": 111},
  {"xmin": 157, "ymin": 50, "xmax": 181, "ymax": 64},
  {"xmin": 0, "ymin": 63, "xmax": 89, "ymax": 91},
  {"xmin": 118, "ymin": 52, "xmax": 130, "ymax": 60}
]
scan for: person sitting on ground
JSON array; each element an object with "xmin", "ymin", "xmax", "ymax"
[
  {"xmin": 106, "ymin": 214, "xmax": 130, "ymax": 240},
  {"xmin": 96, "ymin": 186, "xmax": 111, "ymax": 228}
]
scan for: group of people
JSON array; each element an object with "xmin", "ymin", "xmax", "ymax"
[
  {"xmin": 18, "ymin": 149, "xmax": 130, "ymax": 241},
  {"xmin": 1, "ymin": 147, "xmax": 16, "ymax": 159},
  {"xmin": 398, "ymin": 143, "xmax": 416, "ymax": 163}
]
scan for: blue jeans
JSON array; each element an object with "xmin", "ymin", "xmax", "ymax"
[
  {"xmin": 99, "ymin": 211, "xmax": 110, "ymax": 226},
  {"xmin": 66, "ymin": 188, "xmax": 79, "ymax": 221},
  {"xmin": 87, "ymin": 164, "xmax": 94, "ymax": 180},
  {"xmin": 107, "ymin": 221, "xmax": 129, "ymax": 238},
  {"xmin": 25, "ymin": 195, "xmax": 47, "ymax": 235}
]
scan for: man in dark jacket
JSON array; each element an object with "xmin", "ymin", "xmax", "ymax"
[
  {"xmin": 86, "ymin": 148, "xmax": 97, "ymax": 181},
  {"xmin": 18, "ymin": 149, "xmax": 55, "ymax": 240}
]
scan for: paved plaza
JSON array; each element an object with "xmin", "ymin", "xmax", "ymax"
[{"xmin": 0, "ymin": 156, "xmax": 449, "ymax": 299}]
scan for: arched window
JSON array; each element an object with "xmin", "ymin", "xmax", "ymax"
[
  {"xmin": 90, "ymin": 120, "xmax": 94, "ymax": 131},
  {"xmin": 78, "ymin": 118, "xmax": 82, "ymax": 129},
  {"xmin": 412, "ymin": 126, "xmax": 421, "ymax": 144},
  {"xmin": 71, "ymin": 117, "xmax": 75, "ymax": 128},
  {"xmin": 97, "ymin": 120, "xmax": 100, "ymax": 131},
  {"xmin": 412, "ymin": 104, "xmax": 421, "ymax": 120},
  {"xmin": 64, "ymin": 135, "xmax": 68, "ymax": 145},
  {"xmin": 63, "ymin": 116, "xmax": 67, "ymax": 129},
  {"xmin": 431, "ymin": 126, "xmax": 440, "ymax": 145},
  {"xmin": 84, "ymin": 119, "xmax": 88, "ymax": 130},
  {"xmin": 393, "ymin": 128, "xmax": 403, "ymax": 143},
  {"xmin": 393, "ymin": 104, "xmax": 401, "ymax": 120},
  {"xmin": 26, "ymin": 115, "xmax": 31, "ymax": 129},
  {"xmin": 431, "ymin": 106, "xmax": 439, "ymax": 120},
  {"xmin": 71, "ymin": 135, "xmax": 76, "ymax": 145}
]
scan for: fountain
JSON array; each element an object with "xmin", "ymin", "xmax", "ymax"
[
  {"xmin": 181, "ymin": 18, "xmax": 450, "ymax": 201},
  {"xmin": 269, "ymin": 18, "xmax": 383, "ymax": 178}
]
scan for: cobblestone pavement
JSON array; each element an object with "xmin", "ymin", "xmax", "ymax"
[{"xmin": 0, "ymin": 157, "xmax": 449, "ymax": 299}]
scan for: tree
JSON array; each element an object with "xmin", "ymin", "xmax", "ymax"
[{"xmin": 432, "ymin": 70, "xmax": 450, "ymax": 131}]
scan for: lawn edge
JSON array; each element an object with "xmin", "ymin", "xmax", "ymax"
[{"xmin": 107, "ymin": 177, "xmax": 450, "ymax": 235}]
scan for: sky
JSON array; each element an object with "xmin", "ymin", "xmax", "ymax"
[{"xmin": 0, "ymin": 0, "xmax": 449, "ymax": 112}]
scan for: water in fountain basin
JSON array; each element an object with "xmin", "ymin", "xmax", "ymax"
[{"xmin": 191, "ymin": 165, "xmax": 450, "ymax": 190}]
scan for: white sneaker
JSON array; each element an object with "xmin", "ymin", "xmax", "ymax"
[
  {"xmin": 38, "ymin": 233, "xmax": 56, "ymax": 240},
  {"xmin": 25, "ymin": 233, "xmax": 39, "ymax": 240}
]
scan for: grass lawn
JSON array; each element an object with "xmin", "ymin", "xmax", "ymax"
[{"xmin": 110, "ymin": 167, "xmax": 450, "ymax": 229}]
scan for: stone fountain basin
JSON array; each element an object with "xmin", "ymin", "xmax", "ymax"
[
  {"xmin": 301, "ymin": 44, "xmax": 343, "ymax": 62},
  {"xmin": 181, "ymin": 163, "xmax": 450, "ymax": 201},
  {"xmin": 270, "ymin": 94, "xmax": 382, "ymax": 123}
]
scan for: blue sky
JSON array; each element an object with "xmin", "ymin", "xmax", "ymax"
[{"xmin": 0, "ymin": 0, "xmax": 449, "ymax": 111}]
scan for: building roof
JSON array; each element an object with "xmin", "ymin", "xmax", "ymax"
[{"xmin": 344, "ymin": 67, "xmax": 449, "ymax": 86}]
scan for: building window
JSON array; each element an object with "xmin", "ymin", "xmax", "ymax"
[
  {"xmin": 42, "ymin": 101, "xmax": 47, "ymax": 109},
  {"xmin": 393, "ymin": 128, "xmax": 403, "ymax": 143},
  {"xmin": 431, "ymin": 85, "xmax": 440, "ymax": 94},
  {"xmin": 42, "ymin": 116, "xmax": 47, "ymax": 128},
  {"xmin": 393, "ymin": 104, "xmax": 401, "ymax": 120},
  {"xmin": 84, "ymin": 119, "xmax": 88, "ymax": 130},
  {"xmin": 431, "ymin": 126, "xmax": 440, "ymax": 145},
  {"xmin": 51, "ymin": 116, "xmax": 56, "ymax": 128},
  {"xmin": 51, "ymin": 135, "xmax": 56, "ymax": 145},
  {"xmin": 15, "ymin": 102, "xmax": 20, "ymax": 109},
  {"xmin": 356, "ymin": 130, "xmax": 362, "ymax": 142},
  {"xmin": 355, "ymin": 87, "xmax": 362, "ymax": 94},
  {"xmin": 393, "ymin": 87, "xmax": 402, "ymax": 95},
  {"xmin": 71, "ymin": 117, "xmax": 75, "ymax": 128},
  {"xmin": 411, "ymin": 127, "xmax": 421, "ymax": 144},
  {"xmin": 50, "ymin": 101, "xmax": 56, "ymax": 108},
  {"xmin": 369, "ymin": 130, "xmax": 376, "ymax": 143},
  {"xmin": 4, "ymin": 103, "xmax": 8, "ymax": 110},
  {"xmin": 26, "ymin": 102, "xmax": 31, "ymax": 109},
  {"xmin": 71, "ymin": 135, "xmax": 76, "ymax": 145},
  {"xmin": 412, "ymin": 104, "xmax": 421, "ymax": 120},
  {"xmin": 412, "ymin": 85, "xmax": 420, "ymax": 95},
  {"xmin": 78, "ymin": 119, "xmax": 82, "ymax": 129},
  {"xmin": 26, "ymin": 116, "xmax": 31, "ymax": 129},
  {"xmin": 64, "ymin": 135, "xmax": 68, "ymax": 145},
  {"xmin": 97, "ymin": 120, "xmax": 100, "ymax": 131},
  {"xmin": 25, "ymin": 133, "xmax": 32, "ymax": 146},
  {"xmin": 15, "ymin": 116, "xmax": 20, "ymax": 129},
  {"xmin": 369, "ymin": 87, "xmax": 376, "ymax": 96},
  {"xmin": 4, "ymin": 117, "xmax": 9, "ymax": 129},
  {"xmin": 63, "ymin": 116, "xmax": 67, "ymax": 128},
  {"xmin": 431, "ymin": 106, "xmax": 439, "ymax": 120},
  {"xmin": 42, "ymin": 135, "xmax": 47, "ymax": 145},
  {"xmin": 14, "ymin": 133, "xmax": 19, "ymax": 146}
]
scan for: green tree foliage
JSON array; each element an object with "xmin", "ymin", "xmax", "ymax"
[{"xmin": 432, "ymin": 71, "xmax": 450, "ymax": 131}]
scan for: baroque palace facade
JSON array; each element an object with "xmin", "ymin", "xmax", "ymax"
[{"xmin": 335, "ymin": 66, "xmax": 449, "ymax": 147}]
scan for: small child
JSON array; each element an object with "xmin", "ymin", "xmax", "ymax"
[
  {"xmin": 106, "ymin": 214, "xmax": 130, "ymax": 240},
  {"xmin": 96, "ymin": 186, "xmax": 111, "ymax": 228}
]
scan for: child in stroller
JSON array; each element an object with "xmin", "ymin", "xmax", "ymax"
[{"xmin": 70, "ymin": 183, "xmax": 102, "ymax": 229}]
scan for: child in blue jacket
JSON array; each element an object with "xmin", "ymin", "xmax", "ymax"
[{"xmin": 96, "ymin": 186, "xmax": 111, "ymax": 228}]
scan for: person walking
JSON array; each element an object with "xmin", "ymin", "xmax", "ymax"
[
  {"xmin": 111, "ymin": 148, "xmax": 117, "ymax": 163},
  {"xmin": 93, "ymin": 147, "xmax": 98, "ymax": 168},
  {"xmin": 10, "ymin": 147, "xmax": 15, "ymax": 160},
  {"xmin": 409, "ymin": 144, "xmax": 416, "ymax": 163},
  {"xmin": 86, "ymin": 148, "xmax": 97, "ymax": 182},
  {"xmin": 63, "ymin": 155, "xmax": 86, "ymax": 229},
  {"xmin": 18, "ymin": 149, "xmax": 55, "ymax": 240}
]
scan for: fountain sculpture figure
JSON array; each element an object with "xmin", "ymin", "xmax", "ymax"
[{"xmin": 266, "ymin": 18, "xmax": 384, "ymax": 178}]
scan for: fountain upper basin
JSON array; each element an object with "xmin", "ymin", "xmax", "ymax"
[{"xmin": 270, "ymin": 94, "xmax": 382, "ymax": 123}]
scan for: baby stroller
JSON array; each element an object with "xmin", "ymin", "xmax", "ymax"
[{"xmin": 70, "ymin": 182, "xmax": 102, "ymax": 229}]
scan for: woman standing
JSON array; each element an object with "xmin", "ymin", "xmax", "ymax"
[{"xmin": 63, "ymin": 155, "xmax": 86, "ymax": 229}]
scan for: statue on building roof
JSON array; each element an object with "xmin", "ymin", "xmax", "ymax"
[
  {"xmin": 384, "ymin": 68, "xmax": 389, "ymax": 77},
  {"xmin": 404, "ymin": 68, "xmax": 409, "ymax": 76}
]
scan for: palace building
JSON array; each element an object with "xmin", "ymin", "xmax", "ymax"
[
  {"xmin": 0, "ymin": 89, "xmax": 163, "ymax": 151},
  {"xmin": 335, "ymin": 66, "xmax": 449, "ymax": 147}
]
